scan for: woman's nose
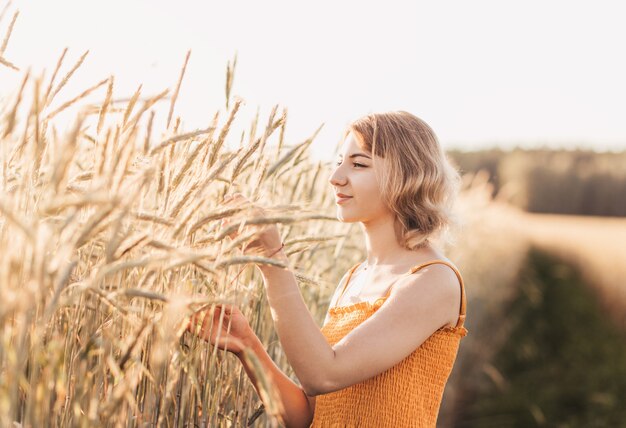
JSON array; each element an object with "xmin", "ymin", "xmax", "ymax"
[{"xmin": 329, "ymin": 167, "xmax": 347, "ymax": 187}]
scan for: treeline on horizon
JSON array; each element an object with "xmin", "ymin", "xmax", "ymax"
[{"xmin": 447, "ymin": 148, "xmax": 626, "ymax": 217}]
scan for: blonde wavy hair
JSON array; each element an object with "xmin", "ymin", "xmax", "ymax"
[{"xmin": 347, "ymin": 111, "xmax": 462, "ymax": 250}]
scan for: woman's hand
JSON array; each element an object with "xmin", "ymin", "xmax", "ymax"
[
  {"xmin": 221, "ymin": 193, "xmax": 284, "ymax": 258},
  {"xmin": 189, "ymin": 302, "xmax": 316, "ymax": 428},
  {"xmin": 188, "ymin": 304, "xmax": 254, "ymax": 356}
]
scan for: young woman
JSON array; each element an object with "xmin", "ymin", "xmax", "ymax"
[{"xmin": 191, "ymin": 111, "xmax": 468, "ymax": 427}]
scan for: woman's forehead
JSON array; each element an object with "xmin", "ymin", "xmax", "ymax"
[{"xmin": 339, "ymin": 132, "xmax": 370, "ymax": 156}]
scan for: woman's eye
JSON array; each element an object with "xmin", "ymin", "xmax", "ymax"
[{"xmin": 335, "ymin": 160, "xmax": 366, "ymax": 168}]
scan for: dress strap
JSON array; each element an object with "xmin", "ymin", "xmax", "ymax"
[
  {"xmin": 382, "ymin": 260, "xmax": 467, "ymax": 329},
  {"xmin": 336, "ymin": 262, "xmax": 363, "ymax": 304}
]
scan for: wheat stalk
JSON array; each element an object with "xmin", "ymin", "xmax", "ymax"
[
  {"xmin": 46, "ymin": 49, "xmax": 89, "ymax": 107},
  {"xmin": 0, "ymin": 9, "xmax": 18, "ymax": 56},
  {"xmin": 167, "ymin": 49, "xmax": 191, "ymax": 129}
]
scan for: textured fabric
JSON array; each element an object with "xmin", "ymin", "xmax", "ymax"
[{"xmin": 310, "ymin": 260, "xmax": 468, "ymax": 428}]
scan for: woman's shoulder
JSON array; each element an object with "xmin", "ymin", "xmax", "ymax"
[
  {"xmin": 406, "ymin": 253, "xmax": 462, "ymax": 285},
  {"xmin": 401, "ymin": 255, "xmax": 464, "ymax": 329}
]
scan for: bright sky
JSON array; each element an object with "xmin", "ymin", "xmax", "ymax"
[{"xmin": 1, "ymin": 0, "xmax": 625, "ymax": 160}]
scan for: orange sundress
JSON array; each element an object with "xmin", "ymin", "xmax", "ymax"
[{"xmin": 310, "ymin": 260, "xmax": 468, "ymax": 427}]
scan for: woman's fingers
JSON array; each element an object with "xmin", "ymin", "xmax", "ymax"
[
  {"xmin": 186, "ymin": 303, "xmax": 246, "ymax": 353},
  {"xmin": 187, "ymin": 305, "xmax": 217, "ymax": 334},
  {"xmin": 202, "ymin": 305, "xmax": 233, "ymax": 329},
  {"xmin": 187, "ymin": 310, "xmax": 206, "ymax": 336}
]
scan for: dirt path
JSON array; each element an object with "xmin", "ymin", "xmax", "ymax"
[{"xmin": 518, "ymin": 211, "xmax": 626, "ymax": 330}]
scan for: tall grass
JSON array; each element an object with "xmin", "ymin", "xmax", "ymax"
[
  {"xmin": 0, "ymin": 4, "xmax": 567, "ymax": 427},
  {"xmin": 0, "ymin": 7, "xmax": 367, "ymax": 425}
]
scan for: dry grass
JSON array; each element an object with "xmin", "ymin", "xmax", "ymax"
[
  {"xmin": 0, "ymin": 39, "xmax": 521, "ymax": 428},
  {"xmin": 0, "ymin": 6, "xmax": 535, "ymax": 426},
  {"xmin": 7, "ymin": 4, "xmax": 620, "ymax": 427},
  {"xmin": 0, "ymin": 7, "xmax": 362, "ymax": 425}
]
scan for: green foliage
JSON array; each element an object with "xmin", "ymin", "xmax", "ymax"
[
  {"xmin": 463, "ymin": 247, "xmax": 626, "ymax": 427},
  {"xmin": 447, "ymin": 148, "xmax": 626, "ymax": 216}
]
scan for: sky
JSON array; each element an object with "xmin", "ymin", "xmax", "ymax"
[{"xmin": 1, "ymin": 0, "xmax": 625, "ymax": 160}]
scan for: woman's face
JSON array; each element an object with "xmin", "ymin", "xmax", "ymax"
[{"xmin": 329, "ymin": 132, "xmax": 391, "ymax": 223}]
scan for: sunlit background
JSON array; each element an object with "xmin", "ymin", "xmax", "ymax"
[{"xmin": 1, "ymin": 0, "xmax": 625, "ymax": 159}]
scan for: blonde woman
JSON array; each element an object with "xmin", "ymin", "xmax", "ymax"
[{"xmin": 191, "ymin": 111, "xmax": 468, "ymax": 427}]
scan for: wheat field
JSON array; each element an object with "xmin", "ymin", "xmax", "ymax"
[
  {"xmin": 0, "ymin": 7, "xmax": 526, "ymax": 424},
  {"xmin": 0, "ymin": 15, "xmax": 365, "ymax": 424},
  {"xmin": 4, "ymin": 3, "xmax": 623, "ymax": 426}
]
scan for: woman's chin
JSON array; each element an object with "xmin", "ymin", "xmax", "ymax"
[{"xmin": 336, "ymin": 209, "xmax": 359, "ymax": 223}]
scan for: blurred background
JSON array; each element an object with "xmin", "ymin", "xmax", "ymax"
[
  {"xmin": 3, "ymin": 0, "xmax": 626, "ymax": 159},
  {"xmin": 1, "ymin": 0, "xmax": 625, "ymax": 426}
]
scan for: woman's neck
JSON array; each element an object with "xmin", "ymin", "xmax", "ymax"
[
  {"xmin": 359, "ymin": 215, "xmax": 440, "ymax": 271},
  {"xmin": 360, "ymin": 215, "xmax": 409, "ymax": 267}
]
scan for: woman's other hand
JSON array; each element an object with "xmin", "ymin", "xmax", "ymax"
[
  {"xmin": 188, "ymin": 303, "xmax": 254, "ymax": 356},
  {"xmin": 189, "ymin": 301, "xmax": 316, "ymax": 427}
]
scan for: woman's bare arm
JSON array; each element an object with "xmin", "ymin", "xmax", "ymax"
[
  {"xmin": 237, "ymin": 333, "xmax": 314, "ymax": 428},
  {"xmin": 219, "ymin": 194, "xmax": 460, "ymax": 398},
  {"xmin": 258, "ymin": 253, "xmax": 461, "ymax": 396}
]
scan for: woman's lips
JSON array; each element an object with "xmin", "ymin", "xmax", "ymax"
[{"xmin": 335, "ymin": 194, "xmax": 352, "ymax": 204}]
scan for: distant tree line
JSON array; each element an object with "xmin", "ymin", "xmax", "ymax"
[{"xmin": 447, "ymin": 148, "xmax": 626, "ymax": 216}]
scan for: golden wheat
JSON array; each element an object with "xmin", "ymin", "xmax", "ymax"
[
  {"xmin": 0, "ymin": 13, "xmax": 366, "ymax": 424},
  {"xmin": 0, "ymin": 5, "xmax": 557, "ymax": 427}
]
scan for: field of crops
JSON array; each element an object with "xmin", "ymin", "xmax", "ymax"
[
  {"xmin": 0, "ymin": 17, "xmax": 525, "ymax": 424},
  {"xmin": 2, "ymin": 4, "xmax": 624, "ymax": 426}
]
